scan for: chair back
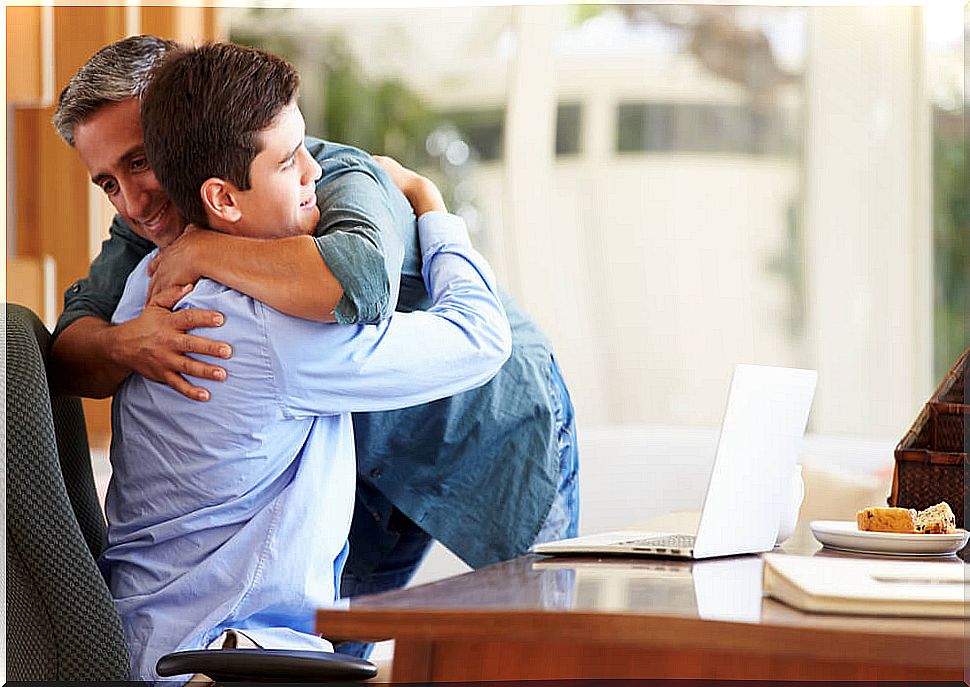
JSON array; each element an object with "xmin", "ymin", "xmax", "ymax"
[{"xmin": 5, "ymin": 303, "xmax": 130, "ymax": 680}]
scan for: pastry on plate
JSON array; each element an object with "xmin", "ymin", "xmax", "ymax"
[
  {"xmin": 915, "ymin": 502, "xmax": 957, "ymax": 534},
  {"xmin": 856, "ymin": 507, "xmax": 917, "ymax": 533}
]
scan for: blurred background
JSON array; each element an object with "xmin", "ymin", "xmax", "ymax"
[
  {"xmin": 222, "ymin": 1, "xmax": 967, "ymax": 581},
  {"xmin": 223, "ymin": 3, "xmax": 965, "ymax": 435},
  {"xmin": 5, "ymin": 1, "xmax": 967, "ymax": 582}
]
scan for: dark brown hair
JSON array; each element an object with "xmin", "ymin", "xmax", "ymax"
[{"xmin": 140, "ymin": 42, "xmax": 300, "ymax": 227}]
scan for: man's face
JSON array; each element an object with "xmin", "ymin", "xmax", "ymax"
[
  {"xmin": 229, "ymin": 102, "xmax": 322, "ymax": 239},
  {"xmin": 73, "ymin": 98, "xmax": 186, "ymax": 248}
]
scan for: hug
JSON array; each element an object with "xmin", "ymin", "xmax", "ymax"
[{"xmin": 44, "ymin": 36, "xmax": 578, "ymax": 682}]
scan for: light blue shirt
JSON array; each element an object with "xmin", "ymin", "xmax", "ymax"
[{"xmin": 102, "ymin": 212, "xmax": 511, "ymax": 681}]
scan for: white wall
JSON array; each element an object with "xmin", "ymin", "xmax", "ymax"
[{"xmin": 478, "ymin": 156, "xmax": 801, "ymax": 427}]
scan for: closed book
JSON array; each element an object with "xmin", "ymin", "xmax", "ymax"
[{"xmin": 763, "ymin": 554, "xmax": 968, "ymax": 618}]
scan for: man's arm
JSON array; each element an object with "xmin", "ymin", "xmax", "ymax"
[
  {"xmin": 50, "ymin": 215, "xmax": 231, "ymax": 401},
  {"xmin": 373, "ymin": 155, "xmax": 446, "ymax": 216},
  {"xmin": 51, "ymin": 284, "xmax": 231, "ymax": 401},
  {"xmin": 146, "ymin": 228, "xmax": 338, "ymax": 322}
]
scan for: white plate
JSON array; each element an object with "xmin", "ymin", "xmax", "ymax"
[{"xmin": 810, "ymin": 520, "xmax": 970, "ymax": 557}]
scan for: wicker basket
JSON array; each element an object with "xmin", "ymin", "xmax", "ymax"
[{"xmin": 889, "ymin": 348, "xmax": 969, "ymax": 528}]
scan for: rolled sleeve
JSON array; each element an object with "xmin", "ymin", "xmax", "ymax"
[
  {"xmin": 309, "ymin": 139, "xmax": 412, "ymax": 325},
  {"xmin": 312, "ymin": 231, "xmax": 389, "ymax": 325}
]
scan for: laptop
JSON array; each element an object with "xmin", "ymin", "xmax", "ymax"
[{"xmin": 533, "ymin": 364, "xmax": 817, "ymax": 560}]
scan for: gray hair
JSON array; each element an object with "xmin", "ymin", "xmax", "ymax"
[{"xmin": 52, "ymin": 34, "xmax": 178, "ymax": 146}]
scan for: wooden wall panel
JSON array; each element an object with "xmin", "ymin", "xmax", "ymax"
[
  {"xmin": 140, "ymin": 5, "xmax": 179, "ymax": 41},
  {"xmin": 12, "ymin": 108, "xmax": 41, "ymax": 257},
  {"xmin": 141, "ymin": 5, "xmax": 223, "ymax": 43},
  {"xmin": 6, "ymin": 6, "xmax": 47, "ymax": 104},
  {"xmin": 6, "ymin": 258, "xmax": 44, "ymax": 316},
  {"xmin": 204, "ymin": 8, "xmax": 225, "ymax": 43},
  {"xmin": 82, "ymin": 399, "xmax": 114, "ymax": 449},
  {"xmin": 52, "ymin": 6, "xmax": 127, "ymax": 92},
  {"xmin": 27, "ymin": 106, "xmax": 92, "ymax": 309}
]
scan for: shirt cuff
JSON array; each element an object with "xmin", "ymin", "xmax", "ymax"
[
  {"xmin": 417, "ymin": 212, "xmax": 471, "ymax": 260},
  {"xmin": 52, "ymin": 309, "xmax": 93, "ymax": 341}
]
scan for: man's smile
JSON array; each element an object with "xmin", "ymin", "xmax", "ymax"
[{"xmin": 137, "ymin": 200, "xmax": 172, "ymax": 232}]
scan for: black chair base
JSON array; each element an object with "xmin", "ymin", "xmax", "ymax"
[{"xmin": 156, "ymin": 648, "xmax": 378, "ymax": 683}]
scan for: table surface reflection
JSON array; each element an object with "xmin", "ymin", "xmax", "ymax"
[
  {"xmin": 328, "ymin": 545, "xmax": 965, "ymax": 639},
  {"xmin": 318, "ymin": 543, "xmax": 967, "ymax": 680}
]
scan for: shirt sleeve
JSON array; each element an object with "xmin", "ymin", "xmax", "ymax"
[
  {"xmin": 52, "ymin": 214, "xmax": 155, "ymax": 340},
  {"xmin": 267, "ymin": 212, "xmax": 512, "ymax": 417},
  {"xmin": 308, "ymin": 140, "xmax": 410, "ymax": 325}
]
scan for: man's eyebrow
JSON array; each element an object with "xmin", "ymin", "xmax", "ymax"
[
  {"xmin": 90, "ymin": 145, "xmax": 145, "ymax": 184},
  {"xmin": 280, "ymin": 141, "xmax": 301, "ymax": 165}
]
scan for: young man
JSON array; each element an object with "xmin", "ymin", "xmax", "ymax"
[
  {"xmin": 101, "ymin": 41, "xmax": 511, "ymax": 681},
  {"xmin": 51, "ymin": 35, "xmax": 579, "ymax": 654}
]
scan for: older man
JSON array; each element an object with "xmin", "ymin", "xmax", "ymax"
[{"xmin": 51, "ymin": 36, "xmax": 579, "ymax": 658}]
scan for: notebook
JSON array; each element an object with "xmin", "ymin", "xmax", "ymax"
[
  {"xmin": 762, "ymin": 553, "xmax": 968, "ymax": 617},
  {"xmin": 532, "ymin": 364, "xmax": 817, "ymax": 560}
]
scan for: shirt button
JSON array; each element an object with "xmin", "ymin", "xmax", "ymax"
[
  {"xmin": 370, "ymin": 468, "xmax": 382, "ymax": 479},
  {"xmin": 372, "ymin": 511, "xmax": 381, "ymax": 522}
]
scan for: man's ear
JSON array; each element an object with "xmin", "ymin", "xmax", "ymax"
[{"xmin": 200, "ymin": 177, "xmax": 243, "ymax": 224}]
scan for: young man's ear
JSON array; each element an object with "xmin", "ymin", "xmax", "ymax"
[{"xmin": 200, "ymin": 177, "xmax": 243, "ymax": 224}]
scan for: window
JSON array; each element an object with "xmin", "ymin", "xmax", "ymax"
[
  {"xmin": 616, "ymin": 102, "xmax": 792, "ymax": 155},
  {"xmin": 443, "ymin": 109, "xmax": 505, "ymax": 162},
  {"xmin": 555, "ymin": 103, "xmax": 582, "ymax": 156}
]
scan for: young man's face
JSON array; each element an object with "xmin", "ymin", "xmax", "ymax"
[
  {"xmin": 73, "ymin": 98, "xmax": 186, "ymax": 248},
  {"xmin": 229, "ymin": 102, "xmax": 322, "ymax": 239}
]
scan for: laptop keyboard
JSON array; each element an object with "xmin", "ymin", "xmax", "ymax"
[{"xmin": 618, "ymin": 534, "xmax": 696, "ymax": 551}]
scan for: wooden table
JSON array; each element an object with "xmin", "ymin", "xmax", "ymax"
[{"xmin": 318, "ymin": 547, "xmax": 967, "ymax": 681}]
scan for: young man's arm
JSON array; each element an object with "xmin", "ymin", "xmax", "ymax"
[
  {"xmin": 268, "ymin": 211, "xmax": 511, "ymax": 416},
  {"xmin": 145, "ymin": 139, "xmax": 410, "ymax": 325},
  {"xmin": 49, "ymin": 216, "xmax": 230, "ymax": 401}
]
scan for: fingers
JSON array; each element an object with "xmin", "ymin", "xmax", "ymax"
[
  {"xmin": 170, "ymin": 307, "xmax": 226, "ymax": 333},
  {"xmin": 175, "ymin": 352, "xmax": 228, "ymax": 382},
  {"xmin": 176, "ymin": 332, "xmax": 233, "ymax": 360},
  {"xmin": 160, "ymin": 347, "xmax": 230, "ymax": 402},
  {"xmin": 150, "ymin": 283, "xmax": 193, "ymax": 310},
  {"xmin": 155, "ymin": 344, "xmax": 229, "ymax": 403},
  {"xmin": 164, "ymin": 371, "xmax": 212, "ymax": 402}
]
